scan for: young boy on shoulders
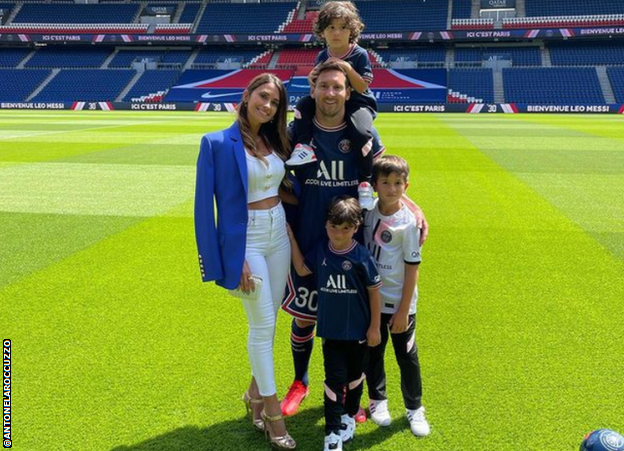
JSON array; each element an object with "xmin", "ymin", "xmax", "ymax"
[
  {"xmin": 363, "ymin": 155, "xmax": 431, "ymax": 437},
  {"xmin": 286, "ymin": 0, "xmax": 378, "ymax": 211},
  {"xmin": 287, "ymin": 195, "xmax": 381, "ymax": 451}
]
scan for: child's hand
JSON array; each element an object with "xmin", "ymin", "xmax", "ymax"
[
  {"xmin": 308, "ymin": 65, "xmax": 321, "ymax": 88},
  {"xmin": 325, "ymin": 57, "xmax": 351, "ymax": 73},
  {"xmin": 389, "ymin": 312, "xmax": 409, "ymax": 334},
  {"xmin": 366, "ymin": 327, "xmax": 381, "ymax": 347}
]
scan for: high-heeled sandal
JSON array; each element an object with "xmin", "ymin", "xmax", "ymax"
[
  {"xmin": 261, "ymin": 410, "xmax": 297, "ymax": 450},
  {"xmin": 242, "ymin": 391, "xmax": 265, "ymax": 432}
]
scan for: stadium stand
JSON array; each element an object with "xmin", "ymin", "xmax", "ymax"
[
  {"xmin": 193, "ymin": 47, "xmax": 269, "ymax": 67},
  {"xmin": 524, "ymin": 0, "xmax": 624, "ymax": 17},
  {"xmin": 26, "ymin": 47, "xmax": 112, "ymax": 69},
  {"xmin": 503, "ymin": 67, "xmax": 605, "ymax": 104},
  {"xmin": 275, "ymin": 48, "xmax": 318, "ymax": 67},
  {"xmin": 123, "ymin": 69, "xmax": 180, "ymax": 102},
  {"xmin": 454, "ymin": 48, "xmax": 482, "ymax": 66},
  {"xmin": 154, "ymin": 24, "xmax": 193, "ymax": 34},
  {"xmin": 109, "ymin": 50, "xmax": 168, "ymax": 68},
  {"xmin": 33, "ymin": 69, "xmax": 135, "ymax": 102},
  {"xmin": 448, "ymin": 68, "xmax": 494, "ymax": 103},
  {"xmin": 455, "ymin": 46, "xmax": 541, "ymax": 67},
  {"xmin": 355, "ymin": 0, "xmax": 447, "ymax": 32},
  {"xmin": 281, "ymin": 11, "xmax": 318, "ymax": 34},
  {"xmin": 375, "ymin": 48, "xmax": 446, "ymax": 67},
  {"xmin": 502, "ymin": 15, "xmax": 624, "ymax": 29},
  {"xmin": 0, "ymin": 24, "xmax": 149, "ymax": 34},
  {"xmin": 451, "ymin": 18, "xmax": 494, "ymax": 30},
  {"xmin": 195, "ymin": 2, "xmax": 297, "ymax": 34},
  {"xmin": 0, "ymin": 69, "xmax": 51, "ymax": 101},
  {"xmin": 178, "ymin": 3, "xmax": 201, "ymax": 24},
  {"xmin": 607, "ymin": 67, "xmax": 624, "ymax": 103},
  {"xmin": 161, "ymin": 50, "xmax": 192, "ymax": 66},
  {"xmin": 13, "ymin": 4, "xmax": 140, "ymax": 24},
  {"xmin": 452, "ymin": 0, "xmax": 472, "ymax": 20},
  {"xmin": 1, "ymin": 0, "xmax": 624, "ymax": 107},
  {"xmin": 0, "ymin": 48, "xmax": 30, "ymax": 68},
  {"xmin": 548, "ymin": 41, "xmax": 624, "ymax": 66},
  {"xmin": 0, "ymin": 3, "xmax": 14, "ymax": 18}
]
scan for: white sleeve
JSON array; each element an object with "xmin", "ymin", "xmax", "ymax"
[{"xmin": 403, "ymin": 222, "xmax": 421, "ymax": 264}]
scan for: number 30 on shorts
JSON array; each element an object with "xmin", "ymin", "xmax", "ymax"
[{"xmin": 294, "ymin": 287, "xmax": 318, "ymax": 312}]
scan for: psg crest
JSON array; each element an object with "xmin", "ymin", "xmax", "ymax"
[{"xmin": 338, "ymin": 139, "xmax": 352, "ymax": 153}]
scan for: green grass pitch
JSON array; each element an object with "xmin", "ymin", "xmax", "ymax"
[{"xmin": 1, "ymin": 110, "xmax": 623, "ymax": 451}]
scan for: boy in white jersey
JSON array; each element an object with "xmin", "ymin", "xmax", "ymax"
[{"xmin": 362, "ymin": 155, "xmax": 431, "ymax": 437}]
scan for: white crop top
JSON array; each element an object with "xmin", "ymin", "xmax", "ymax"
[{"xmin": 245, "ymin": 150, "xmax": 285, "ymax": 203}]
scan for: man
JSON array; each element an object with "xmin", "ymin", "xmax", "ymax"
[{"xmin": 280, "ymin": 61, "xmax": 428, "ymax": 418}]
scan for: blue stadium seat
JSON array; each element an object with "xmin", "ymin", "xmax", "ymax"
[
  {"xmin": 0, "ymin": 69, "xmax": 50, "ymax": 101},
  {"xmin": 376, "ymin": 48, "xmax": 446, "ymax": 66},
  {"xmin": 549, "ymin": 41, "xmax": 624, "ymax": 66},
  {"xmin": 525, "ymin": 0, "xmax": 624, "ymax": 16},
  {"xmin": 26, "ymin": 48, "xmax": 112, "ymax": 69},
  {"xmin": 178, "ymin": 3, "xmax": 201, "ymax": 24},
  {"xmin": 14, "ymin": 4, "xmax": 140, "ymax": 23},
  {"xmin": 449, "ymin": 68, "xmax": 494, "ymax": 103},
  {"xmin": 109, "ymin": 50, "xmax": 166, "ymax": 68},
  {"xmin": 0, "ymin": 48, "xmax": 31, "ymax": 68},
  {"xmin": 193, "ymin": 48, "xmax": 265, "ymax": 66},
  {"xmin": 355, "ymin": 0, "xmax": 447, "ymax": 32},
  {"xmin": 195, "ymin": 2, "xmax": 296, "ymax": 34},
  {"xmin": 503, "ymin": 68, "xmax": 604, "ymax": 103},
  {"xmin": 455, "ymin": 47, "xmax": 541, "ymax": 66},
  {"xmin": 123, "ymin": 70, "xmax": 180, "ymax": 101},
  {"xmin": 452, "ymin": 0, "xmax": 472, "ymax": 19},
  {"xmin": 33, "ymin": 69, "xmax": 135, "ymax": 102},
  {"xmin": 607, "ymin": 67, "xmax": 624, "ymax": 103}
]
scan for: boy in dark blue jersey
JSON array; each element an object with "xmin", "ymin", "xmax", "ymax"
[
  {"xmin": 286, "ymin": 0, "xmax": 377, "ymax": 211},
  {"xmin": 287, "ymin": 195, "xmax": 381, "ymax": 451}
]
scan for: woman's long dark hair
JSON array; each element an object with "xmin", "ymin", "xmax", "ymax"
[{"xmin": 237, "ymin": 73, "xmax": 291, "ymax": 164}]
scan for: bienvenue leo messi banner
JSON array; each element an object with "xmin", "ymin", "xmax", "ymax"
[
  {"xmin": 1, "ymin": 102, "xmax": 624, "ymax": 114},
  {"xmin": 2, "ymin": 26, "xmax": 624, "ymax": 44}
]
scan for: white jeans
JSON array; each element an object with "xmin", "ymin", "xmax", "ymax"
[{"xmin": 241, "ymin": 202, "xmax": 291, "ymax": 397}]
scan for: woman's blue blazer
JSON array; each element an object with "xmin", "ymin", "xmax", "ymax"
[{"xmin": 194, "ymin": 122, "xmax": 249, "ymax": 290}]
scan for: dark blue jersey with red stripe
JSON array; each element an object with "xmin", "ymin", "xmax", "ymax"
[
  {"xmin": 305, "ymin": 240, "xmax": 381, "ymax": 340},
  {"xmin": 291, "ymin": 119, "xmax": 383, "ymax": 255}
]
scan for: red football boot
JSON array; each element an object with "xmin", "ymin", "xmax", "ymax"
[
  {"xmin": 280, "ymin": 380, "xmax": 310, "ymax": 417},
  {"xmin": 355, "ymin": 405, "xmax": 367, "ymax": 423}
]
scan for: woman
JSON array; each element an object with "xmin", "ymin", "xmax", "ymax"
[{"xmin": 194, "ymin": 73, "xmax": 296, "ymax": 449}]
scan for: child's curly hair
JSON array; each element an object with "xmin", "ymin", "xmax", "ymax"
[{"xmin": 314, "ymin": 1, "xmax": 365, "ymax": 44}]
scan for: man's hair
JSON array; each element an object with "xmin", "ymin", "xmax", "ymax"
[
  {"xmin": 314, "ymin": 1, "xmax": 365, "ymax": 44},
  {"xmin": 310, "ymin": 60, "xmax": 351, "ymax": 89},
  {"xmin": 372, "ymin": 155, "xmax": 410, "ymax": 184},
  {"xmin": 325, "ymin": 195, "xmax": 362, "ymax": 228}
]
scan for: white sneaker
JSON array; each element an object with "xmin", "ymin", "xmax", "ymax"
[
  {"xmin": 369, "ymin": 399, "xmax": 391, "ymax": 426},
  {"xmin": 358, "ymin": 182, "xmax": 374, "ymax": 211},
  {"xmin": 339, "ymin": 414, "xmax": 355, "ymax": 443},
  {"xmin": 323, "ymin": 432, "xmax": 343, "ymax": 451},
  {"xmin": 407, "ymin": 406, "xmax": 430, "ymax": 437},
  {"xmin": 286, "ymin": 143, "xmax": 317, "ymax": 167}
]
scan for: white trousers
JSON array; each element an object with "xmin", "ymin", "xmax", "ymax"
[{"xmin": 241, "ymin": 202, "xmax": 291, "ymax": 397}]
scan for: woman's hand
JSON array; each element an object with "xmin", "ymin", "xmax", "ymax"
[{"xmin": 239, "ymin": 260, "xmax": 255, "ymax": 293}]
